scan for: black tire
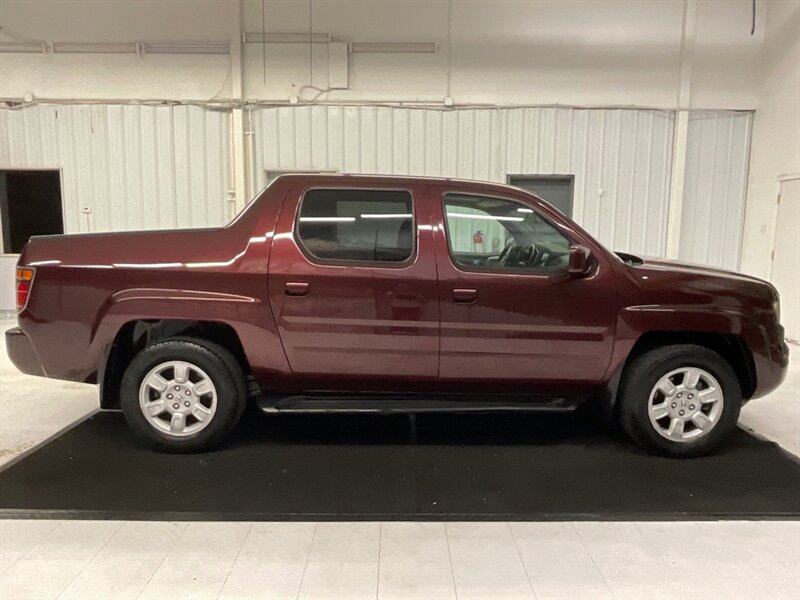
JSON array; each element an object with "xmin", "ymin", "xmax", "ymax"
[
  {"xmin": 618, "ymin": 344, "xmax": 741, "ymax": 458},
  {"xmin": 120, "ymin": 337, "xmax": 247, "ymax": 453}
]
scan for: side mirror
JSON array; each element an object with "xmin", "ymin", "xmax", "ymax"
[{"xmin": 568, "ymin": 245, "xmax": 593, "ymax": 276}]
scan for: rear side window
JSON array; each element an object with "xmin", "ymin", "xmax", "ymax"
[{"xmin": 296, "ymin": 189, "xmax": 414, "ymax": 264}]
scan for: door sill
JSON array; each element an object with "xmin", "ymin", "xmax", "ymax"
[{"xmin": 256, "ymin": 393, "xmax": 587, "ymax": 414}]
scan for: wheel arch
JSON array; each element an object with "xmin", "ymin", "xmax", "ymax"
[
  {"xmin": 99, "ymin": 319, "xmax": 252, "ymax": 410},
  {"xmin": 618, "ymin": 331, "xmax": 757, "ymax": 405}
]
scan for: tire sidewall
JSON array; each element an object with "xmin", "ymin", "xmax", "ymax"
[
  {"xmin": 120, "ymin": 340, "xmax": 243, "ymax": 452},
  {"xmin": 623, "ymin": 347, "xmax": 742, "ymax": 457}
]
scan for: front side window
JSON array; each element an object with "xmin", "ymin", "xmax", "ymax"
[
  {"xmin": 297, "ymin": 189, "xmax": 413, "ymax": 263},
  {"xmin": 443, "ymin": 193, "xmax": 571, "ymax": 272}
]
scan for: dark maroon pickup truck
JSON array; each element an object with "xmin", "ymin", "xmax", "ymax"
[{"xmin": 7, "ymin": 174, "xmax": 788, "ymax": 456}]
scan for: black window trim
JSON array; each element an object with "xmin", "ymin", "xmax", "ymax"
[
  {"xmin": 293, "ymin": 186, "xmax": 418, "ymax": 269},
  {"xmin": 440, "ymin": 190, "xmax": 575, "ymax": 277}
]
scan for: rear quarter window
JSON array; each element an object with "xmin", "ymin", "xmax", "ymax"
[{"xmin": 296, "ymin": 189, "xmax": 414, "ymax": 264}]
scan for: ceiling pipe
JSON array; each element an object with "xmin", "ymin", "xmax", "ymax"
[{"xmin": 0, "ymin": 39, "xmax": 230, "ymax": 55}]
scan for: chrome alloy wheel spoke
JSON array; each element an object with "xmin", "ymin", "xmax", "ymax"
[
  {"xmin": 138, "ymin": 360, "xmax": 218, "ymax": 438},
  {"xmin": 647, "ymin": 367, "xmax": 724, "ymax": 443}
]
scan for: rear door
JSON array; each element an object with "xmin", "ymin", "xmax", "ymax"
[{"xmin": 267, "ymin": 181, "xmax": 439, "ymax": 389}]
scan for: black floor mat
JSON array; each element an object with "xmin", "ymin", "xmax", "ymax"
[{"xmin": 1, "ymin": 410, "xmax": 798, "ymax": 520}]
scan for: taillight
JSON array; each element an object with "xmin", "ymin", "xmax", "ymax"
[{"xmin": 16, "ymin": 267, "xmax": 35, "ymax": 312}]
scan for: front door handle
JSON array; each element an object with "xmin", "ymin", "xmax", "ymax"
[
  {"xmin": 285, "ymin": 282, "xmax": 310, "ymax": 296},
  {"xmin": 452, "ymin": 288, "xmax": 477, "ymax": 304}
]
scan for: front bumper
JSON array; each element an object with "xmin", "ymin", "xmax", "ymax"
[
  {"xmin": 750, "ymin": 323, "xmax": 790, "ymax": 399},
  {"xmin": 768, "ymin": 337, "xmax": 790, "ymax": 388},
  {"xmin": 5, "ymin": 327, "xmax": 45, "ymax": 377}
]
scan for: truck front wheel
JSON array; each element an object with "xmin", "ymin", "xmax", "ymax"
[
  {"xmin": 618, "ymin": 344, "xmax": 741, "ymax": 458},
  {"xmin": 120, "ymin": 338, "xmax": 247, "ymax": 453}
]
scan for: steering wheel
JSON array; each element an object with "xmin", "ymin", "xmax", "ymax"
[
  {"xmin": 497, "ymin": 239, "xmax": 515, "ymax": 266},
  {"xmin": 518, "ymin": 244, "xmax": 542, "ymax": 267},
  {"xmin": 518, "ymin": 244, "xmax": 534, "ymax": 265}
]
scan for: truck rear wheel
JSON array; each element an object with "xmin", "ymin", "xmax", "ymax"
[
  {"xmin": 120, "ymin": 337, "xmax": 247, "ymax": 453},
  {"xmin": 618, "ymin": 344, "xmax": 741, "ymax": 458}
]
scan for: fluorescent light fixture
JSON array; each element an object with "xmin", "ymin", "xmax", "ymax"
[
  {"xmin": 69, "ymin": 264, "xmax": 114, "ymax": 269},
  {"xmin": 185, "ymin": 260, "xmax": 234, "ymax": 269},
  {"xmin": 144, "ymin": 42, "xmax": 229, "ymax": 54},
  {"xmin": 349, "ymin": 42, "xmax": 437, "ymax": 54},
  {"xmin": 113, "ymin": 262, "xmax": 183, "ymax": 269},
  {"xmin": 447, "ymin": 213, "xmax": 524, "ymax": 222},
  {"xmin": 29, "ymin": 259, "xmax": 61, "ymax": 266},
  {"xmin": 299, "ymin": 217, "xmax": 356, "ymax": 223},
  {"xmin": 360, "ymin": 213, "xmax": 412, "ymax": 219},
  {"xmin": 52, "ymin": 42, "xmax": 138, "ymax": 54},
  {"xmin": 0, "ymin": 41, "xmax": 46, "ymax": 53},
  {"xmin": 244, "ymin": 32, "xmax": 331, "ymax": 44},
  {"xmin": 516, "ymin": 208, "xmax": 533, "ymax": 213}
]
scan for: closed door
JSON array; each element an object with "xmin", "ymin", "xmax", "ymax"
[
  {"xmin": 508, "ymin": 175, "xmax": 574, "ymax": 217},
  {"xmin": 268, "ymin": 184, "xmax": 440, "ymax": 389},
  {"xmin": 772, "ymin": 178, "xmax": 800, "ymax": 341},
  {"xmin": 433, "ymin": 188, "xmax": 617, "ymax": 394}
]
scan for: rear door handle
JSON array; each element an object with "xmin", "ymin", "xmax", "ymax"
[
  {"xmin": 452, "ymin": 288, "xmax": 477, "ymax": 304},
  {"xmin": 285, "ymin": 282, "xmax": 310, "ymax": 296}
]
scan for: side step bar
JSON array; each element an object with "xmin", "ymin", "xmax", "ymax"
[{"xmin": 256, "ymin": 394, "xmax": 587, "ymax": 414}]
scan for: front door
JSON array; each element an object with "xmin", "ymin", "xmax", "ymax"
[
  {"xmin": 268, "ymin": 182, "xmax": 439, "ymax": 390},
  {"xmin": 432, "ymin": 186, "xmax": 617, "ymax": 394}
]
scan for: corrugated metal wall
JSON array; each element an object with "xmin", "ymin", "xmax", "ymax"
[
  {"xmin": 0, "ymin": 104, "xmax": 230, "ymax": 233},
  {"xmin": 0, "ymin": 104, "xmax": 752, "ymax": 269},
  {"xmin": 252, "ymin": 106, "xmax": 676, "ymax": 256},
  {"xmin": 680, "ymin": 111, "xmax": 752, "ymax": 270}
]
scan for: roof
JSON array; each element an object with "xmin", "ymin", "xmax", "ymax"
[{"xmin": 272, "ymin": 172, "xmax": 527, "ymax": 193}]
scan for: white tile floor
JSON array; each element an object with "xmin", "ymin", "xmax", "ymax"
[
  {"xmin": 2, "ymin": 520, "xmax": 799, "ymax": 599},
  {"xmin": 1, "ymin": 320, "xmax": 799, "ymax": 599}
]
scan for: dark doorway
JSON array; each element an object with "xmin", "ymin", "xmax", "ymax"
[
  {"xmin": 0, "ymin": 170, "xmax": 64, "ymax": 253},
  {"xmin": 508, "ymin": 175, "xmax": 574, "ymax": 218}
]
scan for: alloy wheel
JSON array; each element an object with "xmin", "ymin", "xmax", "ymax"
[
  {"xmin": 138, "ymin": 360, "xmax": 218, "ymax": 437},
  {"xmin": 647, "ymin": 366, "xmax": 724, "ymax": 443}
]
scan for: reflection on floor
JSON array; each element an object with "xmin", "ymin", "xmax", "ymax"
[{"xmin": 1, "ymin": 320, "xmax": 798, "ymax": 599}]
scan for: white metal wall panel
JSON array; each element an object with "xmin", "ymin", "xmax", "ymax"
[
  {"xmin": 680, "ymin": 111, "xmax": 752, "ymax": 270},
  {"xmin": 1, "ymin": 103, "xmax": 751, "ymax": 266},
  {"xmin": 0, "ymin": 104, "xmax": 230, "ymax": 233},
  {"xmin": 252, "ymin": 106, "xmax": 675, "ymax": 256}
]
